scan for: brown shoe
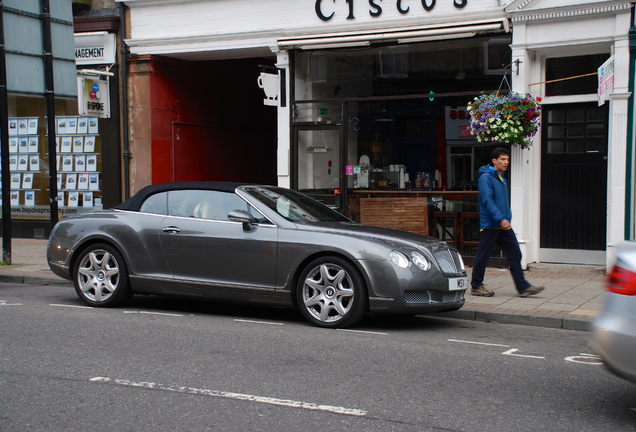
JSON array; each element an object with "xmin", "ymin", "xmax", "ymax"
[
  {"xmin": 471, "ymin": 285, "xmax": 494, "ymax": 297},
  {"xmin": 519, "ymin": 286, "xmax": 545, "ymax": 297}
]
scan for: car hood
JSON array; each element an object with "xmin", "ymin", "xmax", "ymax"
[{"xmin": 293, "ymin": 221, "xmax": 446, "ymax": 250}]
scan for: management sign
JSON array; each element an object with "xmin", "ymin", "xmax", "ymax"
[{"xmin": 74, "ymin": 32, "xmax": 116, "ymax": 65}]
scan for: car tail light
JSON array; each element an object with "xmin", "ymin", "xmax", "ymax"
[{"xmin": 607, "ymin": 265, "xmax": 636, "ymax": 295}]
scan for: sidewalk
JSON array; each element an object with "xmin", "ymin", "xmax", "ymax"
[{"xmin": 0, "ymin": 238, "xmax": 607, "ymax": 331}]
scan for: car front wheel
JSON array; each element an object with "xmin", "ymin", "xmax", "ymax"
[
  {"xmin": 73, "ymin": 243, "xmax": 132, "ymax": 307},
  {"xmin": 297, "ymin": 256, "xmax": 368, "ymax": 328}
]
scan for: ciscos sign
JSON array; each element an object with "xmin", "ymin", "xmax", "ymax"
[{"xmin": 315, "ymin": 0, "xmax": 468, "ymax": 21}]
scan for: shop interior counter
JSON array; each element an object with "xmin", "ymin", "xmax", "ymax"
[{"xmin": 350, "ymin": 190, "xmax": 479, "ymax": 253}]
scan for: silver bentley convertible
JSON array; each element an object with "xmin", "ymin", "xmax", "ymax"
[{"xmin": 47, "ymin": 182, "xmax": 467, "ymax": 328}]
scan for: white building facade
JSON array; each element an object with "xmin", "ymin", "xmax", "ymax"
[{"xmin": 119, "ymin": 0, "xmax": 634, "ymax": 268}]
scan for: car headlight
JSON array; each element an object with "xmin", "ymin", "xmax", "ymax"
[
  {"xmin": 411, "ymin": 251, "xmax": 431, "ymax": 271},
  {"xmin": 389, "ymin": 250, "xmax": 410, "ymax": 268}
]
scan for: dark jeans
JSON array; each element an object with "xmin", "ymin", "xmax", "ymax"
[{"xmin": 470, "ymin": 228, "xmax": 531, "ymax": 294}]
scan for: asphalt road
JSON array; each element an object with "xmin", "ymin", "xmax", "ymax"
[{"xmin": 1, "ymin": 282, "xmax": 634, "ymax": 431}]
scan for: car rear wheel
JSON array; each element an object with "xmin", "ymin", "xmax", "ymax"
[
  {"xmin": 297, "ymin": 256, "xmax": 368, "ymax": 328},
  {"xmin": 73, "ymin": 243, "xmax": 132, "ymax": 307}
]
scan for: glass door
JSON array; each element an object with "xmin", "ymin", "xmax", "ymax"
[{"xmin": 293, "ymin": 126, "xmax": 344, "ymax": 212}]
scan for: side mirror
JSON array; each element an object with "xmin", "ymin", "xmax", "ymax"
[{"xmin": 228, "ymin": 209, "xmax": 257, "ymax": 230}]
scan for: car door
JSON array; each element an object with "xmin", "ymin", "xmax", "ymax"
[{"xmin": 158, "ymin": 190, "xmax": 278, "ymax": 294}]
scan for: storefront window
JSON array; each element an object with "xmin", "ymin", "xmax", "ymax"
[
  {"xmin": 293, "ymin": 35, "xmax": 511, "ymax": 194},
  {"xmin": 3, "ymin": 94, "xmax": 103, "ymax": 225},
  {"xmin": 294, "ymin": 35, "xmax": 511, "ymax": 101}
]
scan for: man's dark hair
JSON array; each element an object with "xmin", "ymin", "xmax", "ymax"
[{"xmin": 491, "ymin": 147, "xmax": 510, "ymax": 160}]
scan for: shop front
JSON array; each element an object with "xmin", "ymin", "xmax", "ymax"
[
  {"xmin": 121, "ymin": 0, "xmax": 634, "ymax": 267},
  {"xmin": 121, "ymin": 0, "xmax": 512, "ymax": 256},
  {"xmin": 0, "ymin": 3, "xmax": 126, "ymax": 241}
]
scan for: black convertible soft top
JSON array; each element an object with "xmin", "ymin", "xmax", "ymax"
[{"xmin": 114, "ymin": 181, "xmax": 254, "ymax": 211}]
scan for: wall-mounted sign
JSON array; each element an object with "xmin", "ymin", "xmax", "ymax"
[
  {"xmin": 74, "ymin": 32, "xmax": 116, "ymax": 65},
  {"xmin": 257, "ymin": 72, "xmax": 279, "ymax": 106},
  {"xmin": 598, "ymin": 55, "xmax": 614, "ymax": 106},
  {"xmin": 77, "ymin": 76, "xmax": 111, "ymax": 119},
  {"xmin": 315, "ymin": 0, "xmax": 468, "ymax": 21}
]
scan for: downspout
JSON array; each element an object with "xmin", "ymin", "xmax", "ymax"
[
  {"xmin": 120, "ymin": 3, "xmax": 131, "ymax": 199},
  {"xmin": 41, "ymin": 0, "xmax": 59, "ymax": 228},
  {"xmin": 626, "ymin": 7, "xmax": 636, "ymax": 240}
]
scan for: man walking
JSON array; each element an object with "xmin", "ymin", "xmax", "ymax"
[{"xmin": 470, "ymin": 147, "xmax": 544, "ymax": 297}]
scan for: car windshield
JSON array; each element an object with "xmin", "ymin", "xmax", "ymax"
[{"xmin": 244, "ymin": 186, "xmax": 350, "ymax": 223}]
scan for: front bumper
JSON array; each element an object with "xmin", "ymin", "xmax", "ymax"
[{"xmin": 358, "ymin": 259, "xmax": 466, "ymax": 315}]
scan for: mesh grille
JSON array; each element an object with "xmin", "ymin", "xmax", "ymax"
[
  {"xmin": 442, "ymin": 291, "xmax": 465, "ymax": 303},
  {"xmin": 404, "ymin": 290, "xmax": 431, "ymax": 304},
  {"xmin": 404, "ymin": 290, "xmax": 465, "ymax": 304},
  {"xmin": 433, "ymin": 249, "xmax": 464, "ymax": 275}
]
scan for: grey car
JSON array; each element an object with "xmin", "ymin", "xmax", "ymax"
[
  {"xmin": 47, "ymin": 182, "xmax": 467, "ymax": 328},
  {"xmin": 591, "ymin": 244, "xmax": 636, "ymax": 383}
]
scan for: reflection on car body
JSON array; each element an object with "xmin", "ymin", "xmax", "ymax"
[{"xmin": 47, "ymin": 182, "xmax": 467, "ymax": 328}]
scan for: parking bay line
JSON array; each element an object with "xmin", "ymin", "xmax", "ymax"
[
  {"xmin": 234, "ymin": 319, "xmax": 283, "ymax": 326},
  {"xmin": 338, "ymin": 329, "xmax": 388, "ymax": 335},
  {"xmin": 89, "ymin": 377, "xmax": 367, "ymax": 417},
  {"xmin": 124, "ymin": 311, "xmax": 185, "ymax": 317},
  {"xmin": 448, "ymin": 339, "xmax": 510, "ymax": 347},
  {"xmin": 1, "ymin": 300, "xmax": 23, "ymax": 306}
]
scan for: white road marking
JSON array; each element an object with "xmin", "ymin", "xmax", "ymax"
[
  {"xmin": 502, "ymin": 348, "xmax": 545, "ymax": 359},
  {"xmin": 89, "ymin": 377, "xmax": 367, "ymax": 417},
  {"xmin": 448, "ymin": 339, "xmax": 510, "ymax": 347},
  {"xmin": 0, "ymin": 300, "xmax": 22, "ymax": 306},
  {"xmin": 234, "ymin": 319, "xmax": 283, "ymax": 326},
  {"xmin": 123, "ymin": 311, "xmax": 184, "ymax": 317},
  {"xmin": 337, "ymin": 329, "xmax": 387, "ymax": 335},
  {"xmin": 50, "ymin": 303, "xmax": 93, "ymax": 309},
  {"xmin": 564, "ymin": 353, "xmax": 603, "ymax": 365}
]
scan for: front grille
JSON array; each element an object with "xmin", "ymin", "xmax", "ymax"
[
  {"xmin": 442, "ymin": 291, "xmax": 464, "ymax": 303},
  {"xmin": 404, "ymin": 290, "xmax": 465, "ymax": 304},
  {"xmin": 433, "ymin": 249, "xmax": 464, "ymax": 275},
  {"xmin": 404, "ymin": 290, "xmax": 431, "ymax": 304}
]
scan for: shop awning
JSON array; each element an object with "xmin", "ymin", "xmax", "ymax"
[{"xmin": 278, "ymin": 19, "xmax": 509, "ymax": 50}]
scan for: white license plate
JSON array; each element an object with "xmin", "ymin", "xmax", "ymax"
[{"xmin": 449, "ymin": 277, "xmax": 469, "ymax": 291}]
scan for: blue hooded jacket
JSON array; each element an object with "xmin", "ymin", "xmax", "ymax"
[{"xmin": 477, "ymin": 164, "xmax": 512, "ymax": 229}]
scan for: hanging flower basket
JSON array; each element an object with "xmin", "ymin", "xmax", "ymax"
[{"xmin": 466, "ymin": 92, "xmax": 542, "ymax": 149}]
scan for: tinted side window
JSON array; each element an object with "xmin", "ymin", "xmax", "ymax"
[{"xmin": 139, "ymin": 192, "xmax": 168, "ymax": 214}]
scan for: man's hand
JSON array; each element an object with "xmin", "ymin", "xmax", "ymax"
[{"xmin": 500, "ymin": 219, "xmax": 511, "ymax": 229}]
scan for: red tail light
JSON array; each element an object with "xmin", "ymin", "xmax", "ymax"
[{"xmin": 607, "ymin": 265, "xmax": 636, "ymax": 295}]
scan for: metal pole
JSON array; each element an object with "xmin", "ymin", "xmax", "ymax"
[
  {"xmin": 41, "ymin": 0, "xmax": 59, "ymax": 227},
  {"xmin": 0, "ymin": 3, "xmax": 12, "ymax": 263},
  {"xmin": 120, "ymin": 3, "xmax": 131, "ymax": 200}
]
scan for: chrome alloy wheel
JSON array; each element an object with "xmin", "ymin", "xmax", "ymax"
[
  {"xmin": 76, "ymin": 248, "xmax": 121, "ymax": 303},
  {"xmin": 301, "ymin": 262, "xmax": 355, "ymax": 324}
]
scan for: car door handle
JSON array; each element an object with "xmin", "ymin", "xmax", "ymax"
[{"xmin": 162, "ymin": 226, "xmax": 181, "ymax": 234}]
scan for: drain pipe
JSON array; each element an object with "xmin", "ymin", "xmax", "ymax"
[
  {"xmin": 626, "ymin": 7, "xmax": 636, "ymax": 240},
  {"xmin": 119, "ymin": 3, "xmax": 131, "ymax": 199}
]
